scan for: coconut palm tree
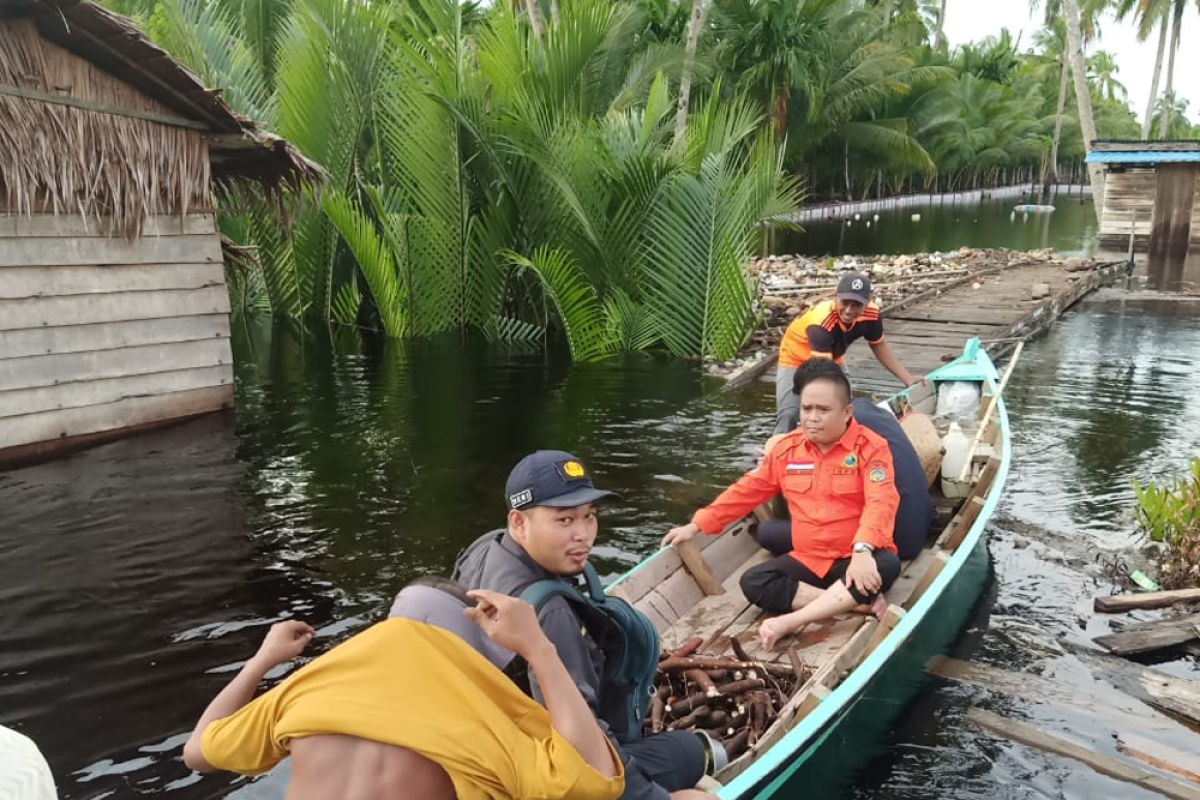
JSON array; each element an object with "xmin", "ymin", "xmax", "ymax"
[
  {"xmin": 711, "ymin": 0, "xmax": 842, "ymax": 142},
  {"xmin": 1029, "ymin": 0, "xmax": 1105, "ymax": 195},
  {"xmin": 1064, "ymin": 0, "xmax": 1104, "ymax": 212},
  {"xmin": 1087, "ymin": 50, "xmax": 1126, "ymax": 101},
  {"xmin": 1151, "ymin": 91, "xmax": 1194, "ymax": 138},
  {"xmin": 675, "ymin": 0, "xmax": 707, "ymax": 139},
  {"xmin": 1114, "ymin": 0, "xmax": 1194, "ymax": 139},
  {"xmin": 933, "ymin": 0, "xmax": 947, "ymax": 49}
]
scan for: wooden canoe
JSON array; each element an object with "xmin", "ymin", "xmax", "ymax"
[{"xmin": 608, "ymin": 338, "xmax": 1011, "ymax": 799}]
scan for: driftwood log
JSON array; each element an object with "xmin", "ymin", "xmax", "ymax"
[{"xmin": 1095, "ymin": 589, "xmax": 1200, "ymax": 614}]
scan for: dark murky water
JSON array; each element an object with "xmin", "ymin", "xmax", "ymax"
[
  {"xmin": 3, "ymin": 299, "xmax": 1199, "ymax": 798},
  {"xmin": 849, "ymin": 291, "xmax": 1200, "ymax": 800},
  {"xmin": 771, "ymin": 190, "xmax": 1099, "ymax": 259}
]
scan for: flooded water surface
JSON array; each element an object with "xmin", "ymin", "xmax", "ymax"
[{"xmin": 2, "ymin": 274, "xmax": 1199, "ymax": 797}]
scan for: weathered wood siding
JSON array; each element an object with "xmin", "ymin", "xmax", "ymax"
[
  {"xmin": 1148, "ymin": 165, "xmax": 1198, "ymax": 289},
  {"xmin": 1098, "ymin": 170, "xmax": 1157, "ymax": 251},
  {"xmin": 0, "ymin": 213, "xmax": 233, "ymax": 463}
]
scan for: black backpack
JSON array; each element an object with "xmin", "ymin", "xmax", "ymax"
[{"xmin": 520, "ymin": 564, "xmax": 659, "ymax": 745}]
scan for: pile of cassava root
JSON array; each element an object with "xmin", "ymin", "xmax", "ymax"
[{"xmin": 647, "ymin": 636, "xmax": 810, "ymax": 760}]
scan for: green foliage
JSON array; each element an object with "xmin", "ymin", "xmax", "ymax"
[
  {"xmin": 1133, "ymin": 458, "xmax": 1200, "ymax": 545},
  {"xmin": 104, "ymin": 0, "xmax": 1175, "ymax": 362},
  {"xmin": 1133, "ymin": 458, "xmax": 1200, "ymax": 589}
]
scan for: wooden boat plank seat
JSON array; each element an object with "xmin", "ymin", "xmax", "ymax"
[{"xmin": 659, "ymin": 548, "xmax": 771, "ymax": 652}]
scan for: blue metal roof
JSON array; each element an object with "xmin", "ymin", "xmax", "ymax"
[{"xmin": 1086, "ymin": 150, "xmax": 1200, "ymax": 164}]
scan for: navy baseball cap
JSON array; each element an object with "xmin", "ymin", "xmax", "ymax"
[
  {"xmin": 505, "ymin": 450, "xmax": 614, "ymax": 510},
  {"xmin": 836, "ymin": 272, "xmax": 872, "ymax": 304}
]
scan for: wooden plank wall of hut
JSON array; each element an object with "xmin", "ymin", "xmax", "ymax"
[
  {"xmin": 1098, "ymin": 170, "xmax": 1157, "ymax": 251},
  {"xmin": 1148, "ymin": 164, "xmax": 1198, "ymax": 279},
  {"xmin": 1193, "ymin": 175, "xmax": 1200, "ymax": 249},
  {"xmin": 0, "ymin": 213, "xmax": 233, "ymax": 461}
]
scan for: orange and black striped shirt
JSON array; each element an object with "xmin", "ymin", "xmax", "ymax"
[{"xmin": 778, "ymin": 299, "xmax": 884, "ymax": 368}]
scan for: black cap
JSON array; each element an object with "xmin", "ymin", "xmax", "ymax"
[
  {"xmin": 505, "ymin": 450, "xmax": 614, "ymax": 510},
  {"xmin": 836, "ymin": 272, "xmax": 872, "ymax": 304}
]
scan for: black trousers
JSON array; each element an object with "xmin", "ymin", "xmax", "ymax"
[
  {"xmin": 740, "ymin": 519, "xmax": 901, "ymax": 612},
  {"xmin": 618, "ymin": 730, "xmax": 707, "ymax": 800}
]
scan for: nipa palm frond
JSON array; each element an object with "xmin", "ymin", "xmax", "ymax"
[{"xmin": 507, "ymin": 247, "xmax": 616, "ymax": 362}]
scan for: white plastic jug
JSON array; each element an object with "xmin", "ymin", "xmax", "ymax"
[{"xmin": 940, "ymin": 421, "xmax": 971, "ymax": 498}]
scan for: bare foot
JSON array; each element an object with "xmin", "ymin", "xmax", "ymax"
[
  {"xmin": 758, "ymin": 616, "xmax": 796, "ymax": 651},
  {"xmin": 868, "ymin": 593, "xmax": 888, "ymax": 620}
]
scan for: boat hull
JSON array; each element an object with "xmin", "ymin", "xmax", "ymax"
[{"xmin": 738, "ymin": 536, "xmax": 992, "ymax": 799}]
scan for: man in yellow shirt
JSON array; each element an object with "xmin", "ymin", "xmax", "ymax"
[{"xmin": 182, "ymin": 579, "xmax": 624, "ymax": 800}]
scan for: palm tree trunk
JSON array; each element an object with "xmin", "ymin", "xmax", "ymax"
[
  {"xmin": 934, "ymin": 0, "xmax": 948, "ymax": 49},
  {"xmin": 844, "ymin": 141, "xmax": 853, "ymax": 201},
  {"xmin": 1044, "ymin": 55, "xmax": 1070, "ymax": 199},
  {"xmin": 1158, "ymin": 10, "xmax": 1179, "ymax": 139},
  {"xmin": 674, "ymin": 0, "xmax": 706, "ymax": 141},
  {"xmin": 1141, "ymin": 13, "xmax": 1168, "ymax": 139},
  {"xmin": 1064, "ymin": 0, "xmax": 1104, "ymax": 217},
  {"xmin": 525, "ymin": 0, "xmax": 544, "ymax": 39},
  {"xmin": 882, "ymin": 0, "xmax": 894, "ymax": 26}
]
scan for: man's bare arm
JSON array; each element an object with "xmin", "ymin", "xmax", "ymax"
[
  {"xmin": 182, "ymin": 621, "xmax": 315, "ymax": 772},
  {"xmin": 466, "ymin": 591, "xmax": 619, "ymax": 778},
  {"xmin": 869, "ymin": 340, "xmax": 919, "ymax": 387}
]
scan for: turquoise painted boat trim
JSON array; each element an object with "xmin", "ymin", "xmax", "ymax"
[
  {"xmin": 720, "ymin": 341, "xmax": 1009, "ymax": 800},
  {"xmin": 609, "ymin": 338, "xmax": 1010, "ymax": 800}
]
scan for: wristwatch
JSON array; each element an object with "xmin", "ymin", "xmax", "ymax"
[{"xmin": 852, "ymin": 541, "xmax": 874, "ymax": 554}]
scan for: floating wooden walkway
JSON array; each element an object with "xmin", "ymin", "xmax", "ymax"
[{"xmin": 726, "ymin": 259, "xmax": 1127, "ymax": 396}]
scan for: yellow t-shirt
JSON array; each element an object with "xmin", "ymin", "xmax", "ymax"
[{"xmin": 201, "ymin": 619, "xmax": 624, "ymax": 800}]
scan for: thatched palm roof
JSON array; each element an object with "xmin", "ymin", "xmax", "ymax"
[{"xmin": 0, "ymin": 0, "xmax": 323, "ymax": 217}]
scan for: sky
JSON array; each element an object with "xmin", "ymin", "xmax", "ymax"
[{"xmin": 943, "ymin": 2, "xmax": 1200, "ymax": 128}]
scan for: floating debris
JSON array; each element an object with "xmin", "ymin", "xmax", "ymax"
[{"xmin": 704, "ymin": 247, "xmax": 1094, "ymax": 378}]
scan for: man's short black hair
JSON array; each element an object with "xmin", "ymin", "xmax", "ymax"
[
  {"xmin": 792, "ymin": 359, "xmax": 852, "ymax": 406},
  {"xmin": 403, "ymin": 575, "xmax": 475, "ymax": 606}
]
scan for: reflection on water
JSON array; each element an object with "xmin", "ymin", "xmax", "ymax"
[
  {"xmin": 848, "ymin": 291, "xmax": 1200, "ymax": 800},
  {"xmin": 0, "ymin": 324, "xmax": 775, "ymax": 800},
  {"xmin": 3, "ymin": 294, "xmax": 1198, "ymax": 800},
  {"xmin": 773, "ymin": 190, "xmax": 1098, "ymax": 258}
]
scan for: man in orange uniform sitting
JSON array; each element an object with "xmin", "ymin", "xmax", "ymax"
[
  {"xmin": 661, "ymin": 368, "xmax": 900, "ymax": 651},
  {"xmin": 774, "ymin": 271, "xmax": 919, "ymax": 435}
]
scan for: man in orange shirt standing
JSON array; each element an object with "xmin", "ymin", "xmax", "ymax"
[
  {"xmin": 774, "ymin": 272, "xmax": 919, "ymax": 435},
  {"xmin": 662, "ymin": 368, "xmax": 900, "ymax": 651}
]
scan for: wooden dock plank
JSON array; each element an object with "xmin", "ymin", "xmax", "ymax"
[{"xmin": 969, "ymin": 708, "xmax": 1200, "ymax": 800}]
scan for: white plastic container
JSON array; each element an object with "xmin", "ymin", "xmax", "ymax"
[
  {"xmin": 936, "ymin": 381, "xmax": 981, "ymax": 421},
  {"xmin": 940, "ymin": 421, "xmax": 972, "ymax": 499}
]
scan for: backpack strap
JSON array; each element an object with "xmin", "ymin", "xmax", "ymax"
[{"xmin": 520, "ymin": 563, "xmax": 607, "ymax": 611}]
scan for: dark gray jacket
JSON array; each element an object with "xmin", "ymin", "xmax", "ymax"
[
  {"xmin": 452, "ymin": 529, "xmax": 607, "ymax": 714},
  {"xmin": 453, "ymin": 529, "xmax": 682, "ymax": 800}
]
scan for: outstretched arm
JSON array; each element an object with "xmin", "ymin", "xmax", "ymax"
[
  {"xmin": 466, "ymin": 590, "xmax": 618, "ymax": 779},
  {"xmin": 182, "ymin": 621, "xmax": 315, "ymax": 772},
  {"xmin": 869, "ymin": 340, "xmax": 920, "ymax": 387}
]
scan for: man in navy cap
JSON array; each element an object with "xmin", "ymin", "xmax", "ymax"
[
  {"xmin": 774, "ymin": 271, "xmax": 920, "ymax": 435},
  {"xmin": 454, "ymin": 451, "xmax": 717, "ymax": 800}
]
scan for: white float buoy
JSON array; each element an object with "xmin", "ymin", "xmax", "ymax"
[
  {"xmin": 846, "ymin": 219, "xmax": 853, "ymax": 226},
  {"xmin": 873, "ymin": 213, "xmax": 880, "ymax": 222},
  {"xmin": 854, "ymin": 213, "xmax": 861, "ymax": 221},
  {"xmin": 911, "ymin": 213, "xmax": 921, "ymax": 222},
  {"xmin": 865, "ymin": 220, "xmax": 871, "ymax": 228}
]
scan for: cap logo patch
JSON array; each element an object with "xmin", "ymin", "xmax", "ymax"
[
  {"xmin": 851, "ymin": 278, "xmax": 864, "ymax": 291},
  {"xmin": 561, "ymin": 460, "xmax": 586, "ymax": 479},
  {"xmin": 509, "ymin": 488, "xmax": 534, "ymax": 508},
  {"xmin": 868, "ymin": 467, "xmax": 887, "ymax": 483}
]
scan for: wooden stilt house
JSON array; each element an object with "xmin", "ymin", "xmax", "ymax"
[
  {"xmin": 1088, "ymin": 140, "xmax": 1200, "ymax": 289},
  {"xmin": 0, "ymin": 0, "xmax": 321, "ymax": 467}
]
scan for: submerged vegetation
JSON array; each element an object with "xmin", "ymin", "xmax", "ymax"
[
  {"xmin": 102, "ymin": 0, "xmax": 1195, "ymax": 360},
  {"xmin": 1133, "ymin": 458, "xmax": 1200, "ymax": 590}
]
